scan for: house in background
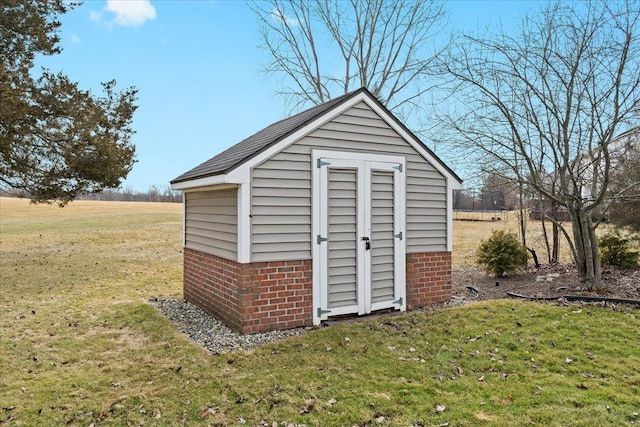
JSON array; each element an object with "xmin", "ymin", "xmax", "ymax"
[
  {"xmin": 170, "ymin": 88, "xmax": 462, "ymax": 334},
  {"xmin": 579, "ymin": 126, "xmax": 639, "ymax": 201}
]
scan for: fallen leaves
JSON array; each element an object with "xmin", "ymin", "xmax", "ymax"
[
  {"xmin": 374, "ymin": 410, "xmax": 386, "ymax": 423},
  {"xmin": 397, "ymin": 356, "xmax": 425, "ymax": 362},
  {"xmin": 299, "ymin": 399, "xmax": 315, "ymax": 415},
  {"xmin": 498, "ymin": 396, "xmax": 514, "ymax": 405},
  {"xmin": 200, "ymin": 406, "xmax": 219, "ymax": 418}
]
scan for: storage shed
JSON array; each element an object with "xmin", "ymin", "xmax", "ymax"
[{"xmin": 170, "ymin": 88, "xmax": 462, "ymax": 334}]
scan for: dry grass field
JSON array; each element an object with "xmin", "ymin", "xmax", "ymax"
[
  {"xmin": 2, "ymin": 197, "xmax": 639, "ymax": 426},
  {"xmin": 453, "ymin": 210, "xmax": 578, "ymax": 267}
]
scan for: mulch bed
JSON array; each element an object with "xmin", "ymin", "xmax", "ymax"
[{"xmin": 451, "ymin": 264, "xmax": 640, "ymax": 302}]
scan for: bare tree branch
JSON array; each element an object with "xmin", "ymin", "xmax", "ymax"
[
  {"xmin": 439, "ymin": 0, "xmax": 640, "ymax": 289},
  {"xmin": 249, "ymin": 0, "xmax": 449, "ymax": 117}
]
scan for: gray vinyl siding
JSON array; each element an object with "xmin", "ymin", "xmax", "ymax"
[
  {"xmin": 327, "ymin": 169, "xmax": 358, "ymax": 308},
  {"xmin": 185, "ymin": 189, "xmax": 237, "ymax": 260},
  {"xmin": 251, "ymin": 101, "xmax": 447, "ymax": 262}
]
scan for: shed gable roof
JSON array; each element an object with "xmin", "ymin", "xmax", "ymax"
[{"xmin": 171, "ymin": 87, "xmax": 462, "ymax": 186}]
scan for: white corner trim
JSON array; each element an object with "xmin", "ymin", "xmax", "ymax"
[
  {"xmin": 311, "ymin": 150, "xmax": 322, "ymax": 326},
  {"xmin": 446, "ymin": 182, "xmax": 454, "ymax": 253},
  {"xmin": 237, "ymin": 182, "xmax": 251, "ymax": 263},
  {"xmin": 182, "ymin": 192, "xmax": 186, "ymax": 247}
]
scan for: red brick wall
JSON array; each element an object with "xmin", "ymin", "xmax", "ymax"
[
  {"xmin": 184, "ymin": 248, "xmax": 450, "ymax": 333},
  {"xmin": 183, "ymin": 248, "xmax": 313, "ymax": 334},
  {"xmin": 405, "ymin": 251, "xmax": 452, "ymax": 309}
]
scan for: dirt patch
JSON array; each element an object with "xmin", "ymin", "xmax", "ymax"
[
  {"xmin": 85, "ymin": 326, "xmax": 149, "ymax": 350},
  {"xmin": 452, "ymin": 264, "xmax": 640, "ymax": 302}
]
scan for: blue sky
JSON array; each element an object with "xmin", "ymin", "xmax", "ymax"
[{"xmin": 38, "ymin": 0, "xmax": 537, "ymax": 192}]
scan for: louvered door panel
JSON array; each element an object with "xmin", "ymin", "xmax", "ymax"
[
  {"xmin": 371, "ymin": 171, "xmax": 395, "ymax": 303},
  {"xmin": 327, "ymin": 169, "xmax": 358, "ymax": 308}
]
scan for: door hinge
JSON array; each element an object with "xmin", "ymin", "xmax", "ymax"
[
  {"xmin": 317, "ymin": 234, "xmax": 328, "ymax": 244},
  {"xmin": 317, "ymin": 158, "xmax": 331, "ymax": 168},
  {"xmin": 392, "ymin": 164, "xmax": 403, "ymax": 172},
  {"xmin": 394, "ymin": 231, "xmax": 403, "ymax": 240},
  {"xmin": 317, "ymin": 308, "xmax": 332, "ymax": 317},
  {"xmin": 393, "ymin": 297, "xmax": 403, "ymax": 306}
]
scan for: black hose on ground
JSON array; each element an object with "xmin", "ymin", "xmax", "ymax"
[{"xmin": 506, "ymin": 291, "xmax": 640, "ymax": 306}]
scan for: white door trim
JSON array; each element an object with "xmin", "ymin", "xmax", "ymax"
[
  {"xmin": 312, "ymin": 150, "xmax": 406, "ymax": 325},
  {"xmin": 368, "ymin": 160, "xmax": 406, "ymax": 313}
]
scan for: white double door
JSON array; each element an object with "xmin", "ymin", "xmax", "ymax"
[{"xmin": 312, "ymin": 151, "xmax": 406, "ymax": 324}]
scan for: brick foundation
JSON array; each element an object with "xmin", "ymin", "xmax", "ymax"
[
  {"xmin": 405, "ymin": 251, "xmax": 452, "ymax": 309},
  {"xmin": 183, "ymin": 248, "xmax": 313, "ymax": 334},
  {"xmin": 183, "ymin": 248, "xmax": 450, "ymax": 334}
]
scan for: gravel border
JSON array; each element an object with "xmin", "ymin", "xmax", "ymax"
[{"xmin": 148, "ymin": 297, "xmax": 314, "ymax": 354}]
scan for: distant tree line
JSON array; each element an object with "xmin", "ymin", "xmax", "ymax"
[
  {"xmin": 78, "ymin": 185, "xmax": 181, "ymax": 203},
  {"xmin": 0, "ymin": 185, "xmax": 181, "ymax": 203}
]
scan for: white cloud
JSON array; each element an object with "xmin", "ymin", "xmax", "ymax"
[{"xmin": 105, "ymin": 0, "xmax": 156, "ymax": 27}]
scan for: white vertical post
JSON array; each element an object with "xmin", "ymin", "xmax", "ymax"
[{"xmin": 237, "ymin": 182, "xmax": 251, "ymax": 263}]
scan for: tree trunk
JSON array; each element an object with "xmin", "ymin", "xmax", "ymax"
[
  {"xmin": 518, "ymin": 182, "xmax": 527, "ymax": 247},
  {"xmin": 570, "ymin": 209, "xmax": 602, "ymax": 290},
  {"xmin": 550, "ymin": 201, "xmax": 560, "ymax": 264},
  {"xmin": 552, "ymin": 222, "xmax": 560, "ymax": 264},
  {"xmin": 539, "ymin": 196, "xmax": 552, "ymax": 264}
]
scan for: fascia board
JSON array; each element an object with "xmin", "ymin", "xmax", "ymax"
[
  {"xmin": 229, "ymin": 92, "xmax": 373, "ymax": 177},
  {"xmin": 361, "ymin": 97, "xmax": 463, "ymax": 187},
  {"xmin": 170, "ymin": 172, "xmax": 246, "ymax": 190},
  {"xmin": 180, "ymin": 183, "xmax": 239, "ymax": 193}
]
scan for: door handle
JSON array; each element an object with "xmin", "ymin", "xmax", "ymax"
[{"xmin": 361, "ymin": 236, "xmax": 371, "ymax": 250}]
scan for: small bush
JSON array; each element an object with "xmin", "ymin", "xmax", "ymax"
[
  {"xmin": 599, "ymin": 231, "xmax": 639, "ymax": 268},
  {"xmin": 476, "ymin": 230, "xmax": 529, "ymax": 277}
]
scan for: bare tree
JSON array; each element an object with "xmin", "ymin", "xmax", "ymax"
[
  {"xmin": 441, "ymin": 0, "xmax": 640, "ymax": 290},
  {"xmin": 147, "ymin": 185, "xmax": 161, "ymax": 203},
  {"xmin": 249, "ymin": 0, "xmax": 449, "ymax": 116}
]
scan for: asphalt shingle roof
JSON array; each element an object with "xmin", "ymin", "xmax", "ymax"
[{"xmin": 171, "ymin": 90, "xmax": 362, "ymax": 184}]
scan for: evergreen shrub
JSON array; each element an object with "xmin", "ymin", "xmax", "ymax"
[
  {"xmin": 476, "ymin": 230, "xmax": 528, "ymax": 277},
  {"xmin": 599, "ymin": 231, "xmax": 639, "ymax": 268}
]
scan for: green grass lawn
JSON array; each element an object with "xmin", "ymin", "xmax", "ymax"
[{"xmin": 1, "ymin": 197, "xmax": 639, "ymax": 426}]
